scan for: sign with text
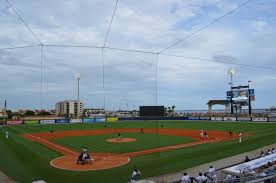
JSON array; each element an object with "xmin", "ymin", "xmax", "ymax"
[
  {"xmin": 7, "ymin": 120, "xmax": 23, "ymax": 125},
  {"xmin": 83, "ymin": 118, "xmax": 94, "ymax": 123},
  {"xmin": 70, "ymin": 119, "xmax": 82, "ymax": 123},
  {"xmin": 55, "ymin": 119, "xmax": 70, "ymax": 123},
  {"xmin": 40, "ymin": 119, "xmax": 55, "ymax": 124},
  {"xmin": 223, "ymin": 117, "xmax": 236, "ymax": 121},
  {"xmin": 252, "ymin": 117, "xmax": 267, "ymax": 122},
  {"xmin": 24, "ymin": 120, "xmax": 39, "ymax": 125}
]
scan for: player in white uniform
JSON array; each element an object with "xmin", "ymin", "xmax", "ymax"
[
  {"xmin": 130, "ymin": 168, "xmax": 141, "ymax": 183},
  {"xmin": 196, "ymin": 172, "xmax": 207, "ymax": 183},
  {"xmin": 82, "ymin": 146, "xmax": 87, "ymax": 153},
  {"xmin": 238, "ymin": 132, "xmax": 242, "ymax": 143},
  {"xmin": 181, "ymin": 172, "xmax": 190, "ymax": 183},
  {"xmin": 208, "ymin": 166, "xmax": 217, "ymax": 183},
  {"xmin": 224, "ymin": 174, "xmax": 236, "ymax": 182},
  {"xmin": 5, "ymin": 131, "xmax": 9, "ymax": 139}
]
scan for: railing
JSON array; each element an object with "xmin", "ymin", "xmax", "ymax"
[{"xmin": 169, "ymin": 171, "xmax": 276, "ymax": 183}]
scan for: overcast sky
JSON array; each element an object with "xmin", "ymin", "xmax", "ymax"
[{"xmin": 0, "ymin": 0, "xmax": 276, "ymax": 110}]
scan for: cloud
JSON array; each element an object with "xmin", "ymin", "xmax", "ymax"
[{"xmin": 0, "ymin": 0, "xmax": 276, "ymax": 110}]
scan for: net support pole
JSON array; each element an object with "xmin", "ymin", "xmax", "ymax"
[
  {"xmin": 101, "ymin": 48, "xmax": 106, "ymax": 110},
  {"xmin": 155, "ymin": 53, "xmax": 159, "ymax": 106},
  {"xmin": 40, "ymin": 44, "xmax": 44, "ymax": 110}
]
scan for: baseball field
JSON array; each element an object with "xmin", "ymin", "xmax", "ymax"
[{"xmin": 0, "ymin": 120, "xmax": 276, "ymax": 183}]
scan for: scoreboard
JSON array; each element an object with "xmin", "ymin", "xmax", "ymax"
[{"xmin": 139, "ymin": 106, "xmax": 165, "ymax": 117}]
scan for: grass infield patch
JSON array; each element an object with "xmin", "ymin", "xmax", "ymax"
[{"xmin": 52, "ymin": 132, "xmax": 195, "ymax": 153}]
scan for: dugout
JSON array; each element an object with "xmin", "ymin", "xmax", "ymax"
[{"xmin": 222, "ymin": 154, "xmax": 276, "ymax": 182}]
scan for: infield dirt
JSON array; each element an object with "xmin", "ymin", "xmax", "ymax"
[{"xmin": 23, "ymin": 128, "xmax": 238, "ymax": 171}]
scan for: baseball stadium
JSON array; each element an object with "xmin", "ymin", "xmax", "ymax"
[{"xmin": 1, "ymin": 0, "xmax": 276, "ymax": 183}]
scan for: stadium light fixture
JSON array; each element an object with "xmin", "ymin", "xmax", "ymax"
[
  {"xmin": 228, "ymin": 68, "xmax": 236, "ymax": 76},
  {"xmin": 228, "ymin": 68, "xmax": 235, "ymax": 114}
]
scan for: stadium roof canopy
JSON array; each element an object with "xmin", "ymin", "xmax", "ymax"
[{"xmin": 207, "ymin": 100, "xmax": 230, "ymax": 105}]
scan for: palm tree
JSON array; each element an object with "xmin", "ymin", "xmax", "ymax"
[
  {"xmin": 168, "ymin": 106, "xmax": 172, "ymax": 116},
  {"xmin": 172, "ymin": 105, "xmax": 175, "ymax": 116},
  {"xmin": 164, "ymin": 107, "xmax": 167, "ymax": 116}
]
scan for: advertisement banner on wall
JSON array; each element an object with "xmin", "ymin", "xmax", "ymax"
[
  {"xmin": 24, "ymin": 120, "xmax": 39, "ymax": 125},
  {"xmin": 223, "ymin": 117, "xmax": 236, "ymax": 121},
  {"xmin": 107, "ymin": 117, "xmax": 118, "ymax": 122},
  {"xmin": 237, "ymin": 117, "xmax": 251, "ymax": 121},
  {"xmin": 83, "ymin": 118, "xmax": 94, "ymax": 123},
  {"xmin": 188, "ymin": 117, "xmax": 200, "ymax": 120},
  {"xmin": 211, "ymin": 117, "xmax": 223, "ymax": 121},
  {"xmin": 94, "ymin": 118, "xmax": 106, "ymax": 122},
  {"xmin": 7, "ymin": 120, "xmax": 23, "ymax": 125},
  {"xmin": 70, "ymin": 119, "xmax": 83, "ymax": 123},
  {"xmin": 268, "ymin": 117, "xmax": 276, "ymax": 122},
  {"xmin": 55, "ymin": 119, "xmax": 70, "ymax": 124},
  {"xmin": 199, "ymin": 117, "xmax": 211, "ymax": 120},
  {"xmin": 40, "ymin": 119, "xmax": 55, "ymax": 124},
  {"xmin": 252, "ymin": 117, "xmax": 267, "ymax": 122}
]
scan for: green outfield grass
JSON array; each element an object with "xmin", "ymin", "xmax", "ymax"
[
  {"xmin": 52, "ymin": 132, "xmax": 194, "ymax": 153},
  {"xmin": 0, "ymin": 121, "xmax": 276, "ymax": 183}
]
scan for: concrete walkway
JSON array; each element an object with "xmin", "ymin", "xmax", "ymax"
[
  {"xmin": 146, "ymin": 143, "xmax": 276, "ymax": 183},
  {"xmin": 0, "ymin": 171, "xmax": 17, "ymax": 183}
]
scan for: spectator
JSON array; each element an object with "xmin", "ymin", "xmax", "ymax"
[
  {"xmin": 266, "ymin": 149, "xmax": 272, "ymax": 155},
  {"xmin": 196, "ymin": 172, "xmax": 207, "ymax": 183},
  {"xmin": 260, "ymin": 151, "xmax": 265, "ymax": 157},
  {"xmin": 245, "ymin": 156, "xmax": 250, "ymax": 162},
  {"xmin": 271, "ymin": 148, "xmax": 275, "ymax": 154},
  {"xmin": 180, "ymin": 172, "xmax": 190, "ymax": 183}
]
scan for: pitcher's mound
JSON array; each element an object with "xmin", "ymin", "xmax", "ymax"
[
  {"xmin": 50, "ymin": 155, "xmax": 130, "ymax": 171},
  {"xmin": 106, "ymin": 138, "xmax": 136, "ymax": 143}
]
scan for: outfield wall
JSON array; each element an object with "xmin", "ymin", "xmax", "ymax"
[{"xmin": 2, "ymin": 116, "xmax": 276, "ymax": 126}]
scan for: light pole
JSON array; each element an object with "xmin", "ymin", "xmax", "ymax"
[
  {"xmin": 228, "ymin": 68, "xmax": 235, "ymax": 114},
  {"xmin": 248, "ymin": 80, "xmax": 252, "ymax": 115},
  {"xmin": 0, "ymin": 100, "xmax": 7, "ymax": 125},
  {"xmin": 75, "ymin": 72, "xmax": 80, "ymax": 118}
]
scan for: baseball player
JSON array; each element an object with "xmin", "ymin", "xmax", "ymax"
[
  {"xmin": 181, "ymin": 172, "xmax": 190, "ymax": 183},
  {"xmin": 82, "ymin": 146, "xmax": 87, "ymax": 153},
  {"xmin": 228, "ymin": 130, "xmax": 233, "ymax": 137},
  {"xmin": 196, "ymin": 172, "xmax": 207, "ymax": 183},
  {"xmin": 117, "ymin": 132, "xmax": 121, "ymax": 140},
  {"xmin": 5, "ymin": 131, "xmax": 9, "ymax": 139},
  {"xmin": 130, "ymin": 168, "xmax": 141, "ymax": 183},
  {"xmin": 238, "ymin": 132, "xmax": 242, "ymax": 143},
  {"xmin": 200, "ymin": 130, "xmax": 204, "ymax": 140},
  {"xmin": 224, "ymin": 174, "xmax": 236, "ymax": 182},
  {"xmin": 208, "ymin": 166, "xmax": 217, "ymax": 183},
  {"xmin": 203, "ymin": 131, "xmax": 208, "ymax": 140}
]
